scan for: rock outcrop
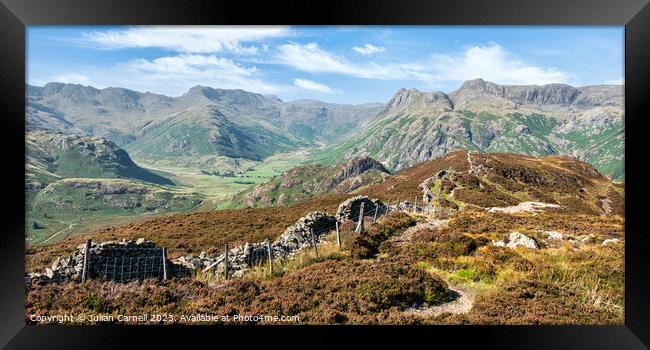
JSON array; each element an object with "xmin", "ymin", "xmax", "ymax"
[
  {"xmin": 487, "ymin": 202, "xmax": 563, "ymax": 214},
  {"xmin": 236, "ymin": 156, "xmax": 390, "ymax": 208},
  {"xmin": 492, "ymin": 232, "xmax": 539, "ymax": 249}
]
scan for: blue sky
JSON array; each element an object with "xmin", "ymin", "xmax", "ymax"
[{"xmin": 27, "ymin": 26, "xmax": 623, "ymax": 104}]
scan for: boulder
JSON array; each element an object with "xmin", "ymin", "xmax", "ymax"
[
  {"xmin": 602, "ymin": 238, "xmax": 621, "ymax": 246},
  {"xmin": 493, "ymin": 232, "xmax": 538, "ymax": 249},
  {"xmin": 506, "ymin": 232, "xmax": 538, "ymax": 249},
  {"xmin": 544, "ymin": 231, "xmax": 564, "ymax": 240}
]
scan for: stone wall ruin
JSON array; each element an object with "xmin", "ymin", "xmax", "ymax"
[{"xmin": 335, "ymin": 195, "xmax": 385, "ymax": 222}]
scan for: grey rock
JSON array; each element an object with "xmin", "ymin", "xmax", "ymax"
[
  {"xmin": 602, "ymin": 238, "xmax": 621, "ymax": 246},
  {"xmin": 544, "ymin": 231, "xmax": 564, "ymax": 240},
  {"xmin": 496, "ymin": 232, "xmax": 539, "ymax": 249}
]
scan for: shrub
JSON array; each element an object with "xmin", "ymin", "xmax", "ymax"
[{"xmin": 349, "ymin": 212, "xmax": 416, "ymax": 259}]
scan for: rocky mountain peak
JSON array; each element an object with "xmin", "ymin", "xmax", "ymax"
[
  {"xmin": 385, "ymin": 88, "xmax": 453, "ymax": 114},
  {"xmin": 184, "ymin": 85, "xmax": 216, "ymax": 98},
  {"xmin": 452, "ymin": 78, "xmax": 506, "ymax": 99},
  {"xmin": 450, "ymin": 78, "xmax": 584, "ymax": 108},
  {"xmin": 338, "ymin": 156, "xmax": 390, "ymax": 178},
  {"xmin": 388, "ymin": 88, "xmax": 422, "ymax": 109},
  {"xmin": 183, "ymin": 85, "xmax": 273, "ymax": 107},
  {"xmin": 514, "ymin": 83, "xmax": 582, "ymax": 106}
]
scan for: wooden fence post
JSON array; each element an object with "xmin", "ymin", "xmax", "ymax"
[
  {"xmin": 162, "ymin": 247, "xmax": 168, "ymax": 280},
  {"xmin": 414, "ymin": 196, "xmax": 418, "ymax": 214},
  {"xmin": 310, "ymin": 229, "xmax": 319, "ymax": 257},
  {"xmin": 335, "ymin": 221, "xmax": 341, "ymax": 249},
  {"xmin": 372, "ymin": 203, "xmax": 378, "ymax": 223},
  {"xmin": 267, "ymin": 241, "xmax": 274, "ymax": 274},
  {"xmin": 384, "ymin": 198, "xmax": 390, "ymax": 218},
  {"xmin": 224, "ymin": 243, "xmax": 229, "ymax": 280},
  {"xmin": 81, "ymin": 239, "xmax": 91, "ymax": 283},
  {"xmin": 355, "ymin": 202, "xmax": 365, "ymax": 234},
  {"xmin": 104, "ymin": 257, "xmax": 109, "ymax": 281}
]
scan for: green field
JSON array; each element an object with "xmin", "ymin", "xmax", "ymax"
[{"xmin": 27, "ymin": 148, "xmax": 315, "ymax": 245}]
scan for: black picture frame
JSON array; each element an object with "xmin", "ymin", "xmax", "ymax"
[{"xmin": 1, "ymin": 0, "xmax": 648, "ymax": 348}]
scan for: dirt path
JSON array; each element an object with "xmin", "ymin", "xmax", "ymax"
[
  {"xmin": 404, "ymin": 281, "xmax": 474, "ymax": 317},
  {"xmin": 389, "ymin": 216, "xmax": 473, "ymax": 317},
  {"xmin": 41, "ymin": 223, "xmax": 79, "ymax": 243}
]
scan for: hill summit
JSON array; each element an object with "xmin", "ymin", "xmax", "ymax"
[{"xmin": 235, "ymin": 156, "xmax": 390, "ymax": 207}]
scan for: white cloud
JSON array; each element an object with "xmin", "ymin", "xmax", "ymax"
[
  {"xmin": 293, "ymin": 78, "xmax": 336, "ymax": 93},
  {"xmin": 276, "ymin": 42, "xmax": 434, "ymax": 81},
  {"xmin": 81, "ymin": 26, "xmax": 290, "ymax": 55},
  {"xmin": 116, "ymin": 54, "xmax": 282, "ymax": 95},
  {"xmin": 352, "ymin": 43, "xmax": 385, "ymax": 55},
  {"xmin": 276, "ymin": 42, "xmax": 570, "ymax": 87},
  {"xmin": 277, "ymin": 42, "xmax": 355, "ymax": 74},
  {"xmin": 44, "ymin": 54, "xmax": 287, "ymax": 96},
  {"xmin": 122, "ymin": 54, "xmax": 258, "ymax": 77},
  {"xmin": 431, "ymin": 44, "xmax": 571, "ymax": 85}
]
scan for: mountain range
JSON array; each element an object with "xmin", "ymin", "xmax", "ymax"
[
  {"xmin": 313, "ymin": 78, "xmax": 623, "ymax": 181},
  {"xmin": 25, "ymin": 78, "xmax": 624, "ymax": 242},
  {"xmin": 27, "ymin": 83, "xmax": 384, "ymax": 169},
  {"xmin": 27, "ymin": 79, "xmax": 624, "ymax": 180}
]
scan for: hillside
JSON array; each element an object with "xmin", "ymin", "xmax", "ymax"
[
  {"xmin": 26, "ymin": 131, "xmax": 173, "ymax": 191},
  {"xmin": 27, "ymin": 83, "xmax": 383, "ymax": 165},
  {"xmin": 125, "ymin": 105, "xmax": 302, "ymax": 163},
  {"xmin": 27, "ymin": 150, "xmax": 622, "ymax": 264},
  {"xmin": 24, "ymin": 131, "xmax": 209, "ymax": 243},
  {"xmin": 359, "ymin": 150, "xmax": 623, "ymax": 216},
  {"xmin": 312, "ymin": 79, "xmax": 624, "ymax": 181},
  {"xmin": 26, "ymin": 150, "xmax": 624, "ymax": 325},
  {"xmin": 233, "ymin": 156, "xmax": 390, "ymax": 207},
  {"xmin": 27, "ymin": 178, "xmax": 203, "ymax": 244}
]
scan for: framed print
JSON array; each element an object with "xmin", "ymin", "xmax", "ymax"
[{"xmin": 0, "ymin": 0, "xmax": 648, "ymax": 348}]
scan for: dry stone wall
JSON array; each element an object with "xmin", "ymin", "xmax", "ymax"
[
  {"xmin": 29, "ymin": 196, "xmax": 388, "ymax": 284},
  {"xmin": 335, "ymin": 195, "xmax": 385, "ymax": 221},
  {"xmin": 26, "ymin": 239, "xmax": 185, "ymax": 285},
  {"xmin": 174, "ymin": 211, "xmax": 338, "ymax": 278}
]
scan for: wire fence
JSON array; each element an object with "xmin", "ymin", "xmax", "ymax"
[
  {"xmin": 86, "ymin": 248, "xmax": 166, "ymax": 283},
  {"xmin": 80, "ymin": 199, "xmax": 453, "ymax": 283}
]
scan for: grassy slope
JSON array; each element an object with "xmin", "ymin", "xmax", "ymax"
[
  {"xmin": 310, "ymin": 110, "xmax": 624, "ymax": 181},
  {"xmin": 359, "ymin": 150, "xmax": 623, "ymax": 216},
  {"xmin": 230, "ymin": 161, "xmax": 388, "ymax": 208},
  {"xmin": 27, "ymin": 149, "xmax": 622, "ymax": 267},
  {"xmin": 26, "ymin": 209, "xmax": 623, "ymax": 325},
  {"xmin": 125, "ymin": 108, "xmax": 304, "ymax": 163},
  {"xmin": 27, "ymin": 178, "xmax": 203, "ymax": 244},
  {"xmin": 25, "ymin": 150, "xmax": 624, "ymax": 325}
]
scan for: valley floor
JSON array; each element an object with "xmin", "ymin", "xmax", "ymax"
[{"xmin": 25, "ymin": 148, "xmax": 314, "ymax": 244}]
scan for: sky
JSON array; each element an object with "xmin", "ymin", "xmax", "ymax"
[{"xmin": 27, "ymin": 26, "xmax": 624, "ymax": 104}]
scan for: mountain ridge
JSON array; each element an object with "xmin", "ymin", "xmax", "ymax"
[
  {"xmin": 313, "ymin": 79, "xmax": 624, "ymax": 181},
  {"xmin": 27, "ymin": 83, "xmax": 385, "ymax": 167}
]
